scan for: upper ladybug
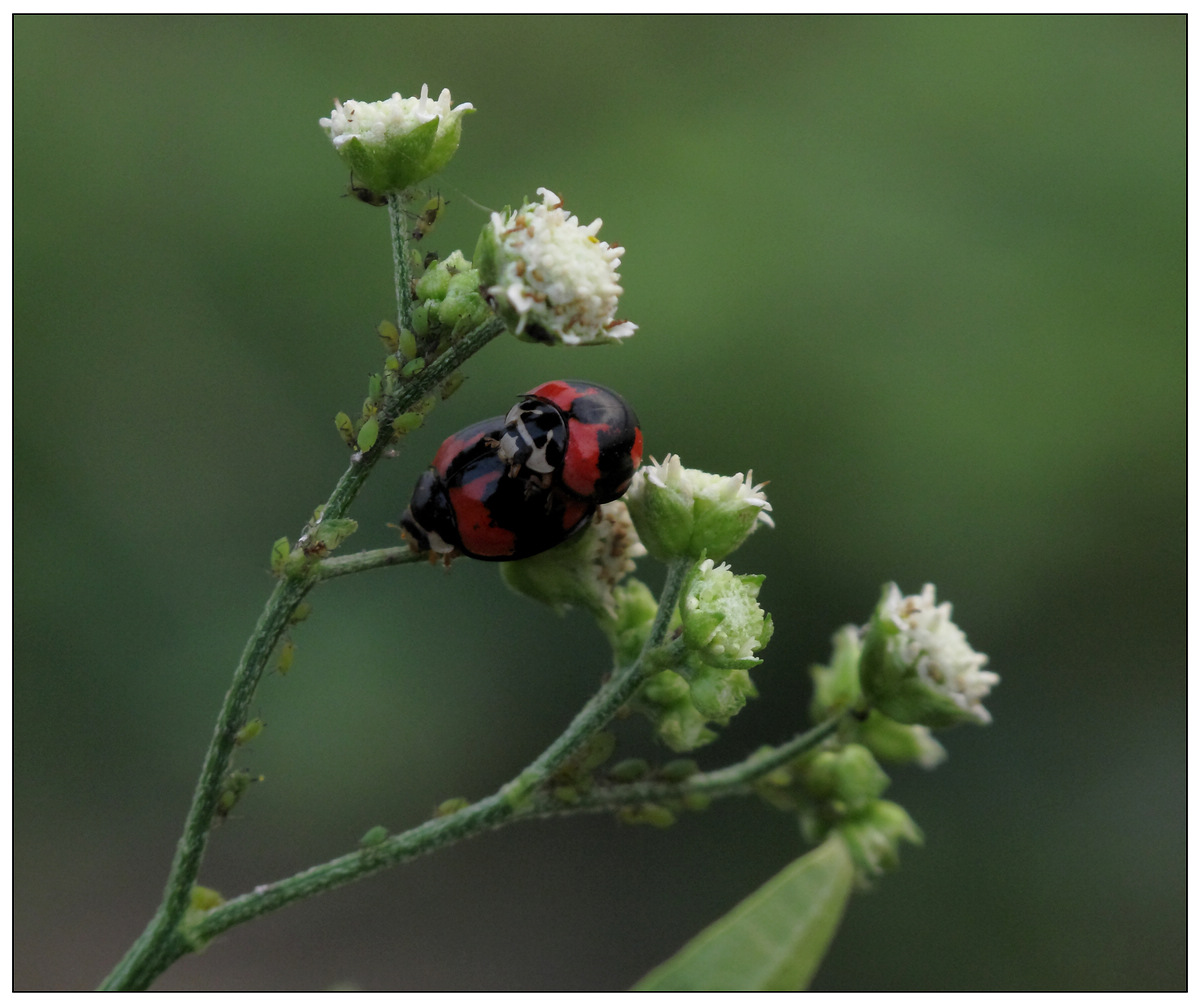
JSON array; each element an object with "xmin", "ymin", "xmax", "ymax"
[{"xmin": 503, "ymin": 380, "xmax": 643, "ymax": 504}]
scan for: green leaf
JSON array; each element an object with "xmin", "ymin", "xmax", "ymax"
[{"xmin": 633, "ymin": 835, "xmax": 854, "ymax": 991}]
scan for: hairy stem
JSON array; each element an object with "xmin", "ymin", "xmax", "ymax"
[
  {"xmin": 528, "ymin": 714, "xmax": 845, "ymax": 816},
  {"xmin": 191, "ymin": 710, "xmax": 847, "ymax": 947},
  {"xmin": 314, "ymin": 546, "xmax": 425, "ymax": 580},
  {"xmin": 184, "ymin": 558, "xmax": 696, "ymax": 944},
  {"xmin": 388, "ymin": 193, "xmax": 413, "ymax": 327},
  {"xmin": 100, "ymin": 314, "xmax": 506, "ymax": 991}
]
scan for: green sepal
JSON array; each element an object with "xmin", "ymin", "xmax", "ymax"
[
  {"xmin": 809, "ymin": 626, "xmax": 864, "ymax": 721},
  {"xmin": 834, "ymin": 799, "xmax": 923, "ymax": 882},
  {"xmin": 857, "ymin": 710, "xmax": 947, "ymax": 769},
  {"xmin": 334, "ymin": 117, "xmax": 441, "ymax": 194}
]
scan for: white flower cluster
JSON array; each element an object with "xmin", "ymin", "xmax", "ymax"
[
  {"xmin": 486, "ymin": 188, "xmax": 636, "ymax": 345},
  {"xmin": 589, "ymin": 501, "xmax": 647, "ymax": 594},
  {"xmin": 878, "ymin": 583, "xmax": 999, "ymax": 724},
  {"xmin": 320, "ymin": 85, "xmax": 473, "ymax": 151}
]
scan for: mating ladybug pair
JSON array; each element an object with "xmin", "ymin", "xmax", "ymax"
[{"xmin": 401, "ymin": 380, "xmax": 643, "ymax": 561}]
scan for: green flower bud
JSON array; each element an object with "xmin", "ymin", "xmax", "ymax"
[
  {"xmin": 474, "ymin": 188, "xmax": 636, "ymax": 346},
  {"xmin": 607, "ymin": 579, "xmax": 661, "ymax": 665},
  {"xmin": 808, "ymin": 625, "xmax": 864, "ymax": 721},
  {"xmin": 624, "ymin": 455, "xmax": 773, "ymax": 562},
  {"xmin": 802, "ymin": 744, "xmax": 889, "ymax": 811},
  {"xmin": 857, "ymin": 710, "xmax": 947, "ymax": 769},
  {"xmin": 687, "ymin": 662, "xmax": 757, "ymax": 721},
  {"xmin": 860, "ymin": 583, "xmax": 999, "ymax": 728},
  {"xmin": 681, "ymin": 559, "xmax": 773, "ymax": 669},
  {"xmin": 642, "ymin": 669, "xmax": 690, "ymax": 706},
  {"xmin": 501, "ymin": 501, "xmax": 646, "ymax": 620},
  {"xmin": 319, "ymin": 86, "xmax": 474, "ymax": 195},
  {"xmin": 645, "ymin": 681, "xmax": 717, "ymax": 753},
  {"xmin": 835, "ymin": 800, "xmax": 923, "ymax": 880}
]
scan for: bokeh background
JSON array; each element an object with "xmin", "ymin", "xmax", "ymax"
[{"xmin": 15, "ymin": 15, "xmax": 1184, "ymax": 990}]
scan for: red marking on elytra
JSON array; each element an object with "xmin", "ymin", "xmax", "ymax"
[{"xmin": 448, "ymin": 471, "xmax": 517, "ymax": 557}]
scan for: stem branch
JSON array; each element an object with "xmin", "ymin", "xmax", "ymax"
[
  {"xmin": 100, "ymin": 313, "xmax": 506, "ymax": 991},
  {"xmin": 192, "ymin": 710, "xmax": 847, "ymax": 946}
]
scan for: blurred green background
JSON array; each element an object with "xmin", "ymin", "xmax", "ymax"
[{"xmin": 15, "ymin": 15, "xmax": 1184, "ymax": 990}]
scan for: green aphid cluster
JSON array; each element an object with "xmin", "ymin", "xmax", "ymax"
[{"xmin": 334, "ymin": 250, "xmax": 489, "ymax": 454}]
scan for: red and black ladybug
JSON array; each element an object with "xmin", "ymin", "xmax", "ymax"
[
  {"xmin": 400, "ymin": 381, "xmax": 641, "ymax": 562},
  {"xmin": 502, "ymin": 380, "xmax": 644, "ymax": 503}
]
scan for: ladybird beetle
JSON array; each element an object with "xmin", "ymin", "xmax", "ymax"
[
  {"xmin": 400, "ymin": 381, "xmax": 642, "ymax": 562},
  {"xmin": 400, "ymin": 415, "xmax": 596, "ymax": 561},
  {"xmin": 504, "ymin": 380, "xmax": 643, "ymax": 503}
]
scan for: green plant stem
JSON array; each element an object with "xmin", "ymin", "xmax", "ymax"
[
  {"xmin": 530, "ymin": 714, "xmax": 845, "ymax": 817},
  {"xmin": 314, "ymin": 546, "xmax": 425, "ymax": 580},
  {"xmin": 182, "ymin": 558, "xmax": 693, "ymax": 946},
  {"xmin": 99, "ymin": 316, "xmax": 506, "ymax": 992},
  {"xmin": 388, "ymin": 192, "xmax": 413, "ymax": 327},
  {"xmin": 191, "ymin": 711, "xmax": 846, "ymax": 948},
  {"xmin": 303, "ymin": 316, "xmax": 506, "ymax": 542},
  {"xmin": 504, "ymin": 556, "xmax": 692, "ymax": 804}
]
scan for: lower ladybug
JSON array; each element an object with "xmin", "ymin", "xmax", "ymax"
[
  {"xmin": 501, "ymin": 380, "xmax": 643, "ymax": 503},
  {"xmin": 400, "ymin": 415, "xmax": 596, "ymax": 562},
  {"xmin": 400, "ymin": 381, "xmax": 642, "ymax": 562}
]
